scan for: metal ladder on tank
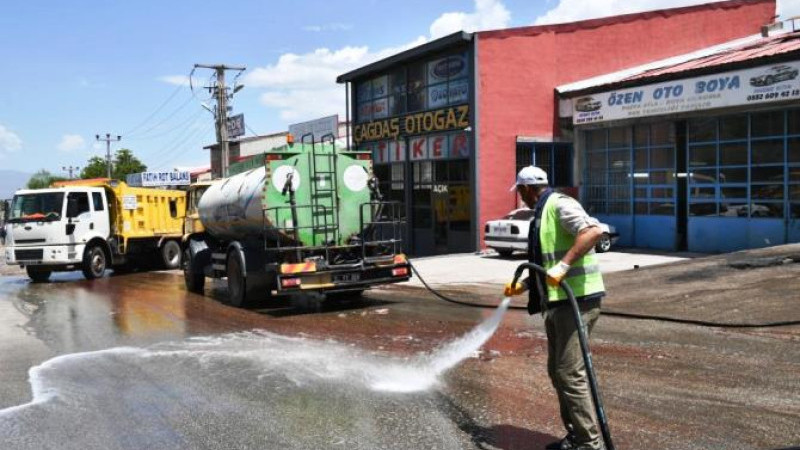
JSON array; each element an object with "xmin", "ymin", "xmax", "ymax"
[{"xmin": 302, "ymin": 133, "xmax": 340, "ymax": 247}]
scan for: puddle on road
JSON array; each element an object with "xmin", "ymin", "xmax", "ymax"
[{"xmin": 0, "ymin": 298, "xmax": 511, "ymax": 449}]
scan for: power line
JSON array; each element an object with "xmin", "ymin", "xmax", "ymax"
[
  {"xmin": 121, "ymin": 82, "xmax": 186, "ymax": 136},
  {"xmin": 126, "ymin": 105, "xmax": 207, "ymax": 142},
  {"xmin": 125, "ymin": 94, "xmax": 196, "ymax": 139}
]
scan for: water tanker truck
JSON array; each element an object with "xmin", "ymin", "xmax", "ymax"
[
  {"xmin": 182, "ymin": 138, "xmax": 411, "ymax": 307},
  {"xmin": 4, "ymin": 178, "xmax": 186, "ymax": 281}
]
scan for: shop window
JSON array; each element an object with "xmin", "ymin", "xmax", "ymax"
[
  {"xmin": 651, "ymin": 122, "xmax": 674, "ymax": 145},
  {"xmin": 719, "ymin": 115, "xmax": 748, "ymax": 141},
  {"xmin": 788, "ymin": 109, "xmax": 800, "ymax": 135},
  {"xmin": 516, "ymin": 142, "xmax": 573, "ymax": 187},
  {"xmin": 689, "ymin": 144, "xmax": 716, "ymax": 168},
  {"xmin": 751, "ymin": 139, "xmax": 784, "ymax": 165},
  {"xmin": 751, "ymin": 111, "xmax": 785, "ymax": 137},
  {"xmin": 720, "ymin": 142, "xmax": 747, "ymax": 166},
  {"xmin": 688, "ymin": 117, "xmax": 716, "ymax": 143},
  {"xmin": 718, "ymin": 167, "xmax": 747, "ymax": 183},
  {"xmin": 789, "ymin": 137, "xmax": 800, "ymax": 163},
  {"xmin": 608, "ymin": 127, "xmax": 630, "ymax": 148}
]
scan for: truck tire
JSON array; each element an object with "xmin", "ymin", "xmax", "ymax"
[
  {"xmin": 82, "ymin": 244, "xmax": 108, "ymax": 279},
  {"xmin": 183, "ymin": 247, "xmax": 205, "ymax": 293},
  {"xmin": 226, "ymin": 251, "xmax": 253, "ymax": 308},
  {"xmin": 161, "ymin": 240, "xmax": 181, "ymax": 270},
  {"xmin": 26, "ymin": 267, "xmax": 51, "ymax": 283}
]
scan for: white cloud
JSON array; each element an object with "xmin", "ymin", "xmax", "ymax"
[
  {"xmin": 303, "ymin": 23, "xmax": 352, "ymax": 32},
  {"xmin": 778, "ymin": 0, "xmax": 800, "ymax": 20},
  {"xmin": 0, "ymin": 124, "xmax": 22, "ymax": 157},
  {"xmin": 430, "ymin": 0, "xmax": 511, "ymax": 38},
  {"xmin": 57, "ymin": 134, "xmax": 86, "ymax": 152},
  {"xmin": 245, "ymin": 0, "xmax": 507, "ymax": 125},
  {"xmin": 244, "ymin": 37, "xmax": 427, "ymax": 124},
  {"xmin": 534, "ymin": 0, "xmax": 732, "ymax": 25},
  {"xmin": 158, "ymin": 75, "xmax": 203, "ymax": 87}
]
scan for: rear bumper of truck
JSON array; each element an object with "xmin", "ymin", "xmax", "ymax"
[
  {"xmin": 274, "ymin": 254, "xmax": 411, "ymax": 295},
  {"xmin": 5, "ymin": 244, "xmax": 85, "ymax": 268}
]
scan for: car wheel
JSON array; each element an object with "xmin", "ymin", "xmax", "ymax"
[
  {"xmin": 595, "ymin": 233, "xmax": 612, "ymax": 253},
  {"xmin": 26, "ymin": 267, "xmax": 51, "ymax": 283},
  {"xmin": 82, "ymin": 244, "xmax": 108, "ymax": 279},
  {"xmin": 497, "ymin": 249, "xmax": 514, "ymax": 258}
]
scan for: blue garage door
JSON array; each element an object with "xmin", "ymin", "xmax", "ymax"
[
  {"xmin": 687, "ymin": 109, "xmax": 800, "ymax": 252},
  {"xmin": 583, "ymin": 123, "xmax": 677, "ymax": 250}
]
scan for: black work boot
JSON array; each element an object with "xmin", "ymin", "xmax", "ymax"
[{"xmin": 544, "ymin": 434, "xmax": 576, "ymax": 450}]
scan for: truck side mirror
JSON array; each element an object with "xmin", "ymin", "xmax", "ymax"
[
  {"xmin": 66, "ymin": 223, "xmax": 76, "ymax": 235},
  {"xmin": 1, "ymin": 200, "xmax": 8, "ymax": 222}
]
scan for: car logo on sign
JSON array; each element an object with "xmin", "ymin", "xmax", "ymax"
[
  {"xmin": 433, "ymin": 57, "xmax": 465, "ymax": 79},
  {"xmin": 575, "ymin": 96, "xmax": 602, "ymax": 113}
]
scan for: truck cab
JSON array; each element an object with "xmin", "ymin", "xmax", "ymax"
[{"xmin": 5, "ymin": 187, "xmax": 112, "ymax": 281}]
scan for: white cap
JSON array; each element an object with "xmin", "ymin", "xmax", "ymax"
[{"xmin": 510, "ymin": 166, "xmax": 549, "ymax": 191}]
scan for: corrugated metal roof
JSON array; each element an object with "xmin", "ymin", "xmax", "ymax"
[
  {"xmin": 628, "ymin": 32, "xmax": 800, "ymax": 79},
  {"xmin": 558, "ymin": 28, "xmax": 800, "ymax": 95}
]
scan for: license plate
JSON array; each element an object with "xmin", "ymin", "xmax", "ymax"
[
  {"xmin": 333, "ymin": 272, "xmax": 361, "ymax": 283},
  {"xmin": 493, "ymin": 226, "xmax": 508, "ymax": 234}
]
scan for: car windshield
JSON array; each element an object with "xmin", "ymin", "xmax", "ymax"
[
  {"xmin": 8, "ymin": 193, "xmax": 64, "ymax": 223},
  {"xmin": 508, "ymin": 209, "xmax": 536, "ymax": 221}
]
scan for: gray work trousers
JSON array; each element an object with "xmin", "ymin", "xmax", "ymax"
[{"xmin": 545, "ymin": 302, "xmax": 602, "ymax": 449}]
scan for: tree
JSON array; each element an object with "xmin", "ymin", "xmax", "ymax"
[
  {"xmin": 80, "ymin": 156, "xmax": 107, "ymax": 179},
  {"xmin": 26, "ymin": 170, "xmax": 67, "ymax": 189},
  {"xmin": 112, "ymin": 149, "xmax": 147, "ymax": 180},
  {"xmin": 80, "ymin": 149, "xmax": 147, "ymax": 180}
]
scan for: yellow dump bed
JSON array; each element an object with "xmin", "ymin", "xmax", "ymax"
[{"xmin": 52, "ymin": 178, "xmax": 186, "ymax": 240}]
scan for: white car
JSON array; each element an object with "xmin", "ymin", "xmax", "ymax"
[{"xmin": 484, "ymin": 208, "xmax": 619, "ymax": 257}]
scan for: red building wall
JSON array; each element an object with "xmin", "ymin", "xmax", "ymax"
[{"xmin": 475, "ymin": 0, "xmax": 776, "ymax": 248}]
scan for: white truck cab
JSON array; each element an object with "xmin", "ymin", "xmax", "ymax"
[{"xmin": 5, "ymin": 187, "xmax": 112, "ymax": 281}]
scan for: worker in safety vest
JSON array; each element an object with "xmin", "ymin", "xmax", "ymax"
[{"xmin": 504, "ymin": 165, "xmax": 606, "ymax": 450}]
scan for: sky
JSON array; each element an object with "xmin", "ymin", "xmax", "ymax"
[{"xmin": 0, "ymin": 0, "xmax": 797, "ymax": 176}]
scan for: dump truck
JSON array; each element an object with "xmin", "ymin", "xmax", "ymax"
[
  {"xmin": 182, "ymin": 138, "xmax": 411, "ymax": 307},
  {"xmin": 3, "ymin": 178, "xmax": 186, "ymax": 282}
]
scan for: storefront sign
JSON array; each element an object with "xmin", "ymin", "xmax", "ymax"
[
  {"xmin": 369, "ymin": 131, "xmax": 470, "ymax": 163},
  {"xmin": 428, "ymin": 80, "xmax": 470, "ymax": 109},
  {"xmin": 226, "ymin": 114, "xmax": 245, "ymax": 138},
  {"xmin": 572, "ymin": 60, "xmax": 800, "ymax": 125},
  {"xmin": 428, "ymin": 55, "xmax": 468, "ymax": 84},
  {"xmin": 353, "ymin": 104, "xmax": 470, "ymax": 144},
  {"xmin": 134, "ymin": 171, "xmax": 191, "ymax": 186}
]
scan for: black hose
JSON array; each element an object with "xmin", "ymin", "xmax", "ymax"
[{"xmin": 409, "ymin": 261, "xmax": 800, "ymax": 328}]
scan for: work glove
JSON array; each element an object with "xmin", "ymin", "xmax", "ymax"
[
  {"xmin": 546, "ymin": 261, "xmax": 571, "ymax": 287},
  {"xmin": 503, "ymin": 281, "xmax": 527, "ymax": 297}
]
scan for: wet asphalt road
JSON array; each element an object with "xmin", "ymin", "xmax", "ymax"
[{"xmin": 0, "ymin": 266, "xmax": 799, "ymax": 450}]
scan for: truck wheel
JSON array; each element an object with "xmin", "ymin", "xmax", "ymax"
[
  {"xmin": 82, "ymin": 244, "xmax": 108, "ymax": 279},
  {"xmin": 26, "ymin": 267, "xmax": 51, "ymax": 283},
  {"xmin": 226, "ymin": 251, "xmax": 252, "ymax": 308},
  {"xmin": 183, "ymin": 248, "xmax": 205, "ymax": 293},
  {"xmin": 161, "ymin": 240, "xmax": 181, "ymax": 270},
  {"xmin": 595, "ymin": 233, "xmax": 612, "ymax": 253}
]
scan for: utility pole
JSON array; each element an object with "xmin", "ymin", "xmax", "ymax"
[
  {"xmin": 95, "ymin": 133, "xmax": 121, "ymax": 178},
  {"xmin": 62, "ymin": 165, "xmax": 80, "ymax": 179},
  {"xmin": 194, "ymin": 63, "xmax": 245, "ymax": 178}
]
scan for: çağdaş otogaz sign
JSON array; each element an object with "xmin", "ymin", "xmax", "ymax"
[
  {"xmin": 572, "ymin": 60, "xmax": 800, "ymax": 125},
  {"xmin": 353, "ymin": 104, "xmax": 470, "ymax": 144}
]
